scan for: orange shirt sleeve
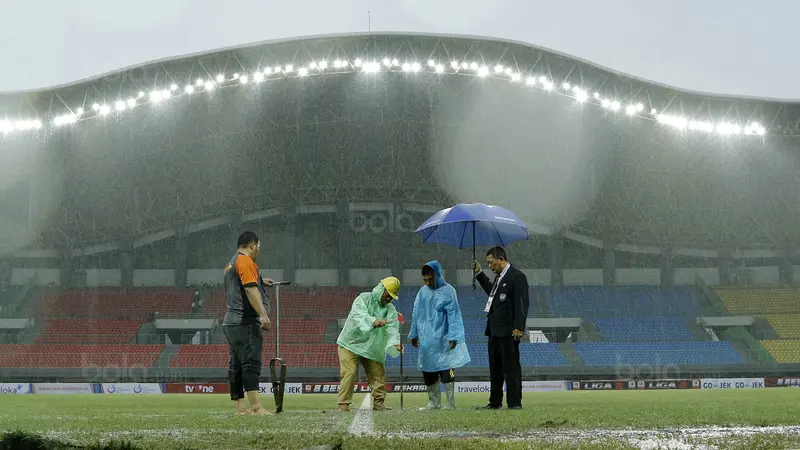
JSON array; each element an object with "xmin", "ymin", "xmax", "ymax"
[{"xmin": 236, "ymin": 255, "xmax": 260, "ymax": 287}]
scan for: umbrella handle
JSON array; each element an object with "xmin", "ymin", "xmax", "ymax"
[{"xmin": 472, "ymin": 223, "xmax": 477, "ymax": 290}]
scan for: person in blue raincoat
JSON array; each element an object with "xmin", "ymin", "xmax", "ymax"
[{"xmin": 408, "ymin": 260, "xmax": 470, "ymax": 409}]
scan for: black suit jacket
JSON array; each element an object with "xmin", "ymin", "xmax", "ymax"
[{"xmin": 476, "ymin": 266, "xmax": 530, "ymax": 338}]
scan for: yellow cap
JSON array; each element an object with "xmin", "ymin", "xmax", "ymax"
[{"xmin": 380, "ymin": 276, "xmax": 400, "ymax": 300}]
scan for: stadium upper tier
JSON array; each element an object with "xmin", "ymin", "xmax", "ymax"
[
  {"xmin": 2, "ymin": 35, "xmax": 800, "ymax": 251},
  {"xmin": 0, "ymin": 33, "xmax": 796, "ymax": 135}
]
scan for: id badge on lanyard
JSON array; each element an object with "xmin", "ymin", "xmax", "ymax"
[{"xmin": 484, "ymin": 279, "xmax": 500, "ymax": 313}]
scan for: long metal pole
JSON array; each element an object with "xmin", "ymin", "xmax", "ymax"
[
  {"xmin": 399, "ymin": 333, "xmax": 404, "ymax": 411},
  {"xmin": 275, "ymin": 284, "xmax": 280, "ymax": 358},
  {"xmin": 272, "ymin": 281, "xmax": 291, "ymax": 357}
]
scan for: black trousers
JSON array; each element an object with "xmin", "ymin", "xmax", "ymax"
[
  {"xmin": 223, "ymin": 324, "xmax": 263, "ymax": 401},
  {"xmin": 422, "ymin": 369, "xmax": 455, "ymax": 386},
  {"xmin": 488, "ymin": 336, "xmax": 522, "ymax": 407}
]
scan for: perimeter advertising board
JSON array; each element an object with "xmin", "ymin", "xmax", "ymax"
[
  {"xmin": 32, "ymin": 383, "xmax": 96, "ymax": 394},
  {"xmin": 765, "ymin": 377, "xmax": 800, "ymax": 388},
  {"xmin": 164, "ymin": 383, "xmax": 230, "ymax": 394},
  {"xmin": 700, "ymin": 378, "xmax": 764, "ymax": 389},
  {"xmin": 257, "ymin": 383, "xmax": 303, "ymax": 395},
  {"xmin": 102, "ymin": 383, "xmax": 163, "ymax": 394},
  {"xmin": 0, "ymin": 383, "xmax": 32, "ymax": 394}
]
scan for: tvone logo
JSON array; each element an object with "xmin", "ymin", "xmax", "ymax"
[{"xmin": 185, "ymin": 385, "xmax": 214, "ymax": 393}]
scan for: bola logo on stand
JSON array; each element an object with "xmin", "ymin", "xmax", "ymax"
[{"xmin": 349, "ymin": 211, "xmax": 415, "ymax": 234}]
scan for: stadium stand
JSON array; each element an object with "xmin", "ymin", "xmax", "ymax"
[
  {"xmin": 760, "ymin": 340, "xmax": 800, "ymax": 364},
  {"xmin": 547, "ymin": 286, "xmax": 703, "ymax": 317},
  {"xmin": 575, "ymin": 341, "xmax": 745, "ymax": 366},
  {"xmin": 762, "ymin": 314, "xmax": 800, "ymax": 339},
  {"xmin": 384, "ymin": 343, "xmax": 568, "ymax": 368},
  {"xmin": 592, "ymin": 317, "xmax": 696, "ymax": 342},
  {"xmin": 714, "ymin": 287, "xmax": 800, "ymax": 363},
  {"xmin": 203, "ymin": 287, "xmax": 359, "ymax": 319},
  {"xmin": 716, "ymin": 287, "xmax": 800, "ymax": 314},
  {"xmin": 32, "ymin": 289, "xmax": 194, "ymax": 319},
  {"xmin": 35, "ymin": 319, "xmax": 142, "ymax": 344},
  {"xmin": 0, "ymin": 283, "xmax": 766, "ymax": 371},
  {"xmin": 0, "ymin": 344, "xmax": 164, "ymax": 368},
  {"xmin": 170, "ymin": 344, "xmax": 339, "ymax": 368}
]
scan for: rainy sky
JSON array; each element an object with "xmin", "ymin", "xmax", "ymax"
[{"xmin": 1, "ymin": 0, "xmax": 797, "ymax": 100}]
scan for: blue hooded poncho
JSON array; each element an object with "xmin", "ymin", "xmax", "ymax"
[{"xmin": 408, "ymin": 260, "xmax": 471, "ymax": 372}]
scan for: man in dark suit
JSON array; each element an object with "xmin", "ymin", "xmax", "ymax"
[{"xmin": 473, "ymin": 246, "xmax": 529, "ymax": 410}]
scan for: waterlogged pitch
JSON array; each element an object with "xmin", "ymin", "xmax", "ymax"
[{"xmin": 2, "ymin": 390, "xmax": 800, "ymax": 449}]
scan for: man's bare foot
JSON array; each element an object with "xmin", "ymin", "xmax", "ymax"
[
  {"xmin": 251, "ymin": 407, "xmax": 273, "ymax": 415},
  {"xmin": 235, "ymin": 399, "xmax": 249, "ymax": 415},
  {"xmin": 338, "ymin": 404, "xmax": 351, "ymax": 412}
]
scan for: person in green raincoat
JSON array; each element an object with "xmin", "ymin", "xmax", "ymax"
[{"xmin": 336, "ymin": 277, "xmax": 402, "ymax": 412}]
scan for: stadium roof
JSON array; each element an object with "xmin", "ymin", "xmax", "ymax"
[{"xmin": 1, "ymin": 32, "xmax": 799, "ymax": 137}]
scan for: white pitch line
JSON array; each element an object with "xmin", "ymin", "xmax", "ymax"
[{"xmin": 347, "ymin": 395, "xmax": 374, "ymax": 436}]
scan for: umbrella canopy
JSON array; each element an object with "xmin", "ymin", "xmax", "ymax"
[{"xmin": 415, "ymin": 203, "xmax": 530, "ymax": 248}]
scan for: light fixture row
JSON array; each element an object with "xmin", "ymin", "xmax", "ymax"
[{"xmin": 0, "ymin": 57, "xmax": 765, "ymax": 137}]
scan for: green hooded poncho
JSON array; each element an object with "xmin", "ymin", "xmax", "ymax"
[{"xmin": 336, "ymin": 282, "xmax": 401, "ymax": 362}]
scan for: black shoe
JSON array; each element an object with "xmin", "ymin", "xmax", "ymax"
[
  {"xmin": 476, "ymin": 405, "xmax": 501, "ymax": 410},
  {"xmin": 507, "ymin": 406, "xmax": 522, "ymax": 410}
]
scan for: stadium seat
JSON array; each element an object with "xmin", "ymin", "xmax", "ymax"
[
  {"xmin": 35, "ymin": 319, "xmax": 143, "ymax": 344},
  {"xmin": 761, "ymin": 340, "xmax": 800, "ymax": 363},
  {"xmin": 716, "ymin": 288, "xmax": 800, "ymax": 315},
  {"xmin": 0, "ymin": 344, "xmax": 163, "ymax": 368},
  {"xmin": 32, "ymin": 289, "xmax": 193, "ymax": 319},
  {"xmin": 385, "ymin": 343, "xmax": 568, "ymax": 368},
  {"xmin": 204, "ymin": 287, "xmax": 360, "ymax": 319},
  {"xmin": 547, "ymin": 286, "xmax": 703, "ymax": 317},
  {"xmin": 763, "ymin": 315, "xmax": 800, "ymax": 339},
  {"xmin": 170, "ymin": 343, "xmax": 340, "ymax": 368},
  {"xmin": 574, "ymin": 342, "xmax": 744, "ymax": 366},
  {"xmin": 593, "ymin": 317, "xmax": 696, "ymax": 342}
]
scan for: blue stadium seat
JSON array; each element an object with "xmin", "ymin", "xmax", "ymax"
[
  {"xmin": 400, "ymin": 285, "xmax": 540, "ymax": 320},
  {"xmin": 386, "ymin": 343, "xmax": 568, "ymax": 367},
  {"xmin": 574, "ymin": 341, "xmax": 744, "ymax": 366},
  {"xmin": 547, "ymin": 285, "xmax": 703, "ymax": 317},
  {"xmin": 593, "ymin": 317, "xmax": 696, "ymax": 341}
]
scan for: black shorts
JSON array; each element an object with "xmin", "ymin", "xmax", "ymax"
[
  {"xmin": 223, "ymin": 324, "xmax": 264, "ymax": 373},
  {"xmin": 423, "ymin": 369, "xmax": 455, "ymax": 385}
]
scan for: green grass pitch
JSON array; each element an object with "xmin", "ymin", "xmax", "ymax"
[{"xmin": 2, "ymin": 390, "xmax": 800, "ymax": 449}]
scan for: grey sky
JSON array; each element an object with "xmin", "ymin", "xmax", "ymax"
[{"xmin": 1, "ymin": 0, "xmax": 797, "ymax": 100}]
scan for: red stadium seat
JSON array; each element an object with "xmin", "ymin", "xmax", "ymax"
[
  {"xmin": 170, "ymin": 343, "xmax": 340, "ymax": 368},
  {"xmin": 202, "ymin": 287, "xmax": 359, "ymax": 319},
  {"xmin": 35, "ymin": 319, "xmax": 143, "ymax": 344},
  {"xmin": 0, "ymin": 344, "xmax": 164, "ymax": 368},
  {"xmin": 32, "ymin": 288, "xmax": 193, "ymax": 320}
]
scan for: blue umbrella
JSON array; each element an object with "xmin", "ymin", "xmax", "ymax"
[{"xmin": 415, "ymin": 203, "xmax": 530, "ymax": 289}]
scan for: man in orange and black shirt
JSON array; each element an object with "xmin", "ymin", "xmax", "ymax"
[{"xmin": 223, "ymin": 231, "xmax": 274, "ymax": 415}]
